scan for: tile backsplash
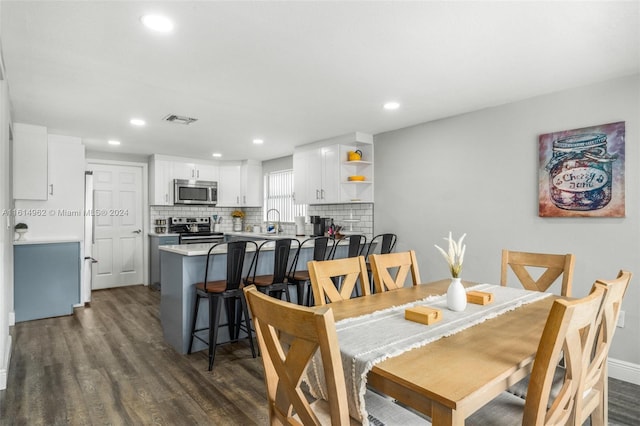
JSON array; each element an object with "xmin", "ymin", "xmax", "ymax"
[
  {"xmin": 150, "ymin": 203, "xmax": 373, "ymax": 237},
  {"xmin": 307, "ymin": 203, "xmax": 373, "ymax": 238}
]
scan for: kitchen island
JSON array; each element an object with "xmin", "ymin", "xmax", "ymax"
[{"xmin": 160, "ymin": 237, "xmax": 335, "ymax": 354}]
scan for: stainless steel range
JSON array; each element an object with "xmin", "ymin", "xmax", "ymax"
[{"xmin": 169, "ymin": 217, "xmax": 224, "ymax": 244}]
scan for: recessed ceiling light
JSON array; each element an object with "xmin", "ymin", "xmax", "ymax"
[
  {"xmin": 140, "ymin": 14, "xmax": 174, "ymax": 33},
  {"xmin": 212, "ymin": 153, "xmax": 222, "ymax": 158},
  {"xmin": 253, "ymin": 139, "xmax": 264, "ymax": 145},
  {"xmin": 130, "ymin": 118, "xmax": 146, "ymax": 126},
  {"xmin": 383, "ymin": 101, "xmax": 400, "ymax": 111},
  {"xmin": 108, "ymin": 140, "xmax": 121, "ymax": 146}
]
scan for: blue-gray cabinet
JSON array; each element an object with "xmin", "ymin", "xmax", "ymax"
[
  {"xmin": 14, "ymin": 242, "xmax": 81, "ymax": 322},
  {"xmin": 149, "ymin": 234, "xmax": 180, "ymax": 290}
]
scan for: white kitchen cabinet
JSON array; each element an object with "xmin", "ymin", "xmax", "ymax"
[
  {"xmin": 172, "ymin": 160, "xmax": 218, "ymax": 181},
  {"xmin": 149, "ymin": 157, "xmax": 173, "ymax": 205},
  {"xmin": 13, "ymin": 135, "xmax": 85, "ymax": 239},
  {"xmin": 293, "ymin": 144, "xmax": 340, "ymax": 204},
  {"xmin": 149, "ymin": 155, "xmax": 220, "ymax": 205},
  {"xmin": 47, "ymin": 135, "xmax": 85, "ymax": 209},
  {"xmin": 217, "ymin": 160, "xmax": 263, "ymax": 207},
  {"xmin": 240, "ymin": 159, "xmax": 262, "ymax": 206},
  {"xmin": 339, "ymin": 144, "xmax": 374, "ymax": 203},
  {"xmin": 13, "ymin": 123, "xmax": 48, "ymax": 200},
  {"xmin": 294, "ymin": 132, "xmax": 373, "ymax": 205},
  {"xmin": 217, "ymin": 162, "xmax": 242, "ymax": 206}
]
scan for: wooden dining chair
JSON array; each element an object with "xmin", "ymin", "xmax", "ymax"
[
  {"xmin": 501, "ymin": 249, "xmax": 575, "ymax": 296},
  {"xmin": 307, "ymin": 256, "xmax": 371, "ymax": 306},
  {"xmin": 466, "ymin": 285, "xmax": 606, "ymax": 425},
  {"xmin": 369, "ymin": 250, "xmax": 421, "ymax": 293},
  {"xmin": 363, "ymin": 233, "xmax": 398, "ymax": 292},
  {"xmin": 507, "ymin": 270, "xmax": 632, "ymax": 425},
  {"xmin": 242, "ymin": 285, "xmax": 428, "ymax": 425},
  {"xmin": 581, "ymin": 270, "xmax": 631, "ymax": 425}
]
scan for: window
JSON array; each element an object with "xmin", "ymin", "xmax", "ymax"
[{"xmin": 263, "ymin": 169, "xmax": 306, "ymax": 222}]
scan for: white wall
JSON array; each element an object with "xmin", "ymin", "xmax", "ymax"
[
  {"xmin": 374, "ymin": 75, "xmax": 640, "ymax": 373},
  {"xmin": 0, "ymin": 80, "xmax": 12, "ymax": 390}
]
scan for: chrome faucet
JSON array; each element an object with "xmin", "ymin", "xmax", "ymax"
[{"xmin": 266, "ymin": 208, "xmax": 281, "ymax": 234}]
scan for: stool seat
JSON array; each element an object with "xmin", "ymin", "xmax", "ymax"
[
  {"xmin": 290, "ymin": 271, "xmax": 310, "ymax": 282},
  {"xmin": 246, "ymin": 275, "xmax": 290, "ymax": 287},
  {"xmin": 195, "ymin": 281, "xmax": 228, "ymax": 293}
]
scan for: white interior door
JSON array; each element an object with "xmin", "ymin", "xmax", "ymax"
[{"xmin": 91, "ymin": 164, "xmax": 144, "ymax": 289}]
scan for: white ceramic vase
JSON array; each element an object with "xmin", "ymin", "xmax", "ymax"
[
  {"xmin": 447, "ymin": 277, "xmax": 467, "ymax": 311},
  {"xmin": 232, "ymin": 217, "xmax": 243, "ymax": 232},
  {"xmin": 16, "ymin": 229, "xmax": 27, "ymax": 241}
]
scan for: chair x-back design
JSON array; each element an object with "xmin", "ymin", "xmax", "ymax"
[
  {"xmin": 308, "ymin": 256, "xmax": 370, "ymax": 306},
  {"xmin": 579, "ymin": 270, "xmax": 632, "ymax": 425},
  {"xmin": 243, "ymin": 285, "xmax": 350, "ymax": 425},
  {"xmin": 501, "ymin": 249, "xmax": 575, "ymax": 296},
  {"xmin": 369, "ymin": 250, "xmax": 421, "ymax": 293}
]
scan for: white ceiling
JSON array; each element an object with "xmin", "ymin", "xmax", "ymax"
[{"xmin": 1, "ymin": 1, "xmax": 638, "ymax": 161}]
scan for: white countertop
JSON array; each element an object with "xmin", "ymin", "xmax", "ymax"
[
  {"xmin": 148, "ymin": 232, "xmax": 180, "ymax": 237},
  {"xmin": 13, "ymin": 238, "xmax": 82, "ymax": 245},
  {"xmin": 160, "ymin": 240, "xmax": 272, "ymax": 256},
  {"xmin": 160, "ymin": 234, "xmax": 338, "ymax": 256},
  {"xmin": 225, "ymin": 231, "xmax": 311, "ymax": 240}
]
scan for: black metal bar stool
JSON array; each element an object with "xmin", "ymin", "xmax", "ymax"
[
  {"xmin": 287, "ymin": 236, "xmax": 331, "ymax": 306},
  {"xmin": 188, "ymin": 240, "xmax": 258, "ymax": 371},
  {"xmin": 244, "ymin": 238, "xmax": 300, "ymax": 301},
  {"xmin": 328, "ymin": 234, "xmax": 367, "ymax": 296},
  {"xmin": 364, "ymin": 233, "xmax": 398, "ymax": 292}
]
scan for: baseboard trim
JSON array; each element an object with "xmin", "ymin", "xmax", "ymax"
[
  {"xmin": 608, "ymin": 357, "xmax": 640, "ymax": 385},
  {"xmin": 0, "ymin": 334, "xmax": 12, "ymax": 390}
]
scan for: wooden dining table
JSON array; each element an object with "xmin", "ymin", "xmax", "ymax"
[{"xmin": 325, "ymin": 279, "xmax": 558, "ymax": 426}]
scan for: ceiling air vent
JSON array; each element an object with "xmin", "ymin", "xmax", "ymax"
[{"xmin": 162, "ymin": 114, "xmax": 198, "ymax": 125}]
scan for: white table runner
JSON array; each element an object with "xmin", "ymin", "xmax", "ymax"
[{"xmin": 304, "ymin": 283, "xmax": 552, "ymax": 424}]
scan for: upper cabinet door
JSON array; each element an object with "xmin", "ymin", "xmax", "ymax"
[
  {"xmin": 320, "ymin": 144, "xmax": 340, "ymax": 203},
  {"xmin": 13, "ymin": 123, "xmax": 48, "ymax": 200},
  {"xmin": 196, "ymin": 163, "xmax": 219, "ymax": 182},
  {"xmin": 149, "ymin": 158, "xmax": 173, "ymax": 205},
  {"xmin": 241, "ymin": 160, "xmax": 263, "ymax": 207},
  {"xmin": 172, "ymin": 161, "xmax": 197, "ymax": 180},
  {"xmin": 217, "ymin": 163, "xmax": 242, "ymax": 206}
]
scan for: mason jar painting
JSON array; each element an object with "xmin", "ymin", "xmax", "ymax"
[{"xmin": 538, "ymin": 121, "xmax": 625, "ymax": 217}]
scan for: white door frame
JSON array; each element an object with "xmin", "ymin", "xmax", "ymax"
[{"xmin": 86, "ymin": 159, "xmax": 149, "ymax": 287}]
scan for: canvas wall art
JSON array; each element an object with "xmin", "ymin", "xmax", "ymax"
[{"xmin": 538, "ymin": 121, "xmax": 625, "ymax": 217}]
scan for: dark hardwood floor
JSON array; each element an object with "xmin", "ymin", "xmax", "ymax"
[
  {"xmin": 1, "ymin": 285, "xmax": 268, "ymax": 425},
  {"xmin": 1, "ymin": 285, "xmax": 639, "ymax": 425}
]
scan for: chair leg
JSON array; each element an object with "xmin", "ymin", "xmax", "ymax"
[
  {"xmin": 305, "ymin": 280, "xmax": 314, "ymax": 306},
  {"xmin": 224, "ymin": 297, "xmax": 236, "ymax": 340},
  {"xmin": 284, "ymin": 285, "xmax": 291, "ymax": 303},
  {"xmin": 208, "ymin": 295, "xmax": 223, "ymax": 371},
  {"xmin": 188, "ymin": 292, "xmax": 201, "ymax": 354},
  {"xmin": 234, "ymin": 298, "xmax": 242, "ymax": 341},
  {"xmin": 239, "ymin": 293, "xmax": 257, "ymax": 358},
  {"xmin": 295, "ymin": 281, "xmax": 304, "ymax": 305}
]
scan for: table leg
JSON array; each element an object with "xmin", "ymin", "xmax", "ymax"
[{"xmin": 431, "ymin": 401, "xmax": 464, "ymax": 426}]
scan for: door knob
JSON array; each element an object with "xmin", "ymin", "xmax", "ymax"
[{"xmin": 133, "ymin": 229, "xmax": 142, "ymax": 234}]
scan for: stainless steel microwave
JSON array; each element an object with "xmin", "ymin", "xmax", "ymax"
[{"xmin": 173, "ymin": 179, "xmax": 217, "ymax": 205}]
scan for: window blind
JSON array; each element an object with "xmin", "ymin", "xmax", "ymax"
[{"xmin": 264, "ymin": 169, "xmax": 306, "ymax": 222}]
